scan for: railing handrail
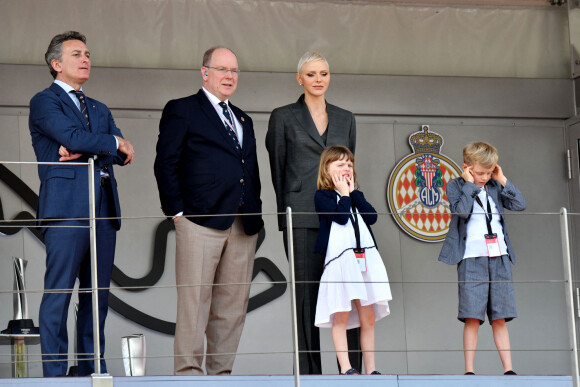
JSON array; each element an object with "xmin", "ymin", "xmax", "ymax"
[{"xmin": 1, "ymin": 158, "xmax": 579, "ymax": 382}]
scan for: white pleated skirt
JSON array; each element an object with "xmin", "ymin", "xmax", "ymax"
[{"xmin": 315, "ymin": 213, "xmax": 392, "ymax": 329}]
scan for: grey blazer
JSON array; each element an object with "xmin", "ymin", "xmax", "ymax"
[
  {"xmin": 438, "ymin": 177, "xmax": 526, "ymax": 265},
  {"xmin": 266, "ymin": 94, "xmax": 356, "ymax": 230}
]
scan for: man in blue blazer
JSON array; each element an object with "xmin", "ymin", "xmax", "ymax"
[
  {"xmin": 29, "ymin": 31, "xmax": 134, "ymax": 376},
  {"xmin": 154, "ymin": 47, "xmax": 263, "ymax": 375}
]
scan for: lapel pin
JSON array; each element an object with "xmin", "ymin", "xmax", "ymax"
[{"xmin": 241, "ymin": 117, "xmax": 245, "ymax": 122}]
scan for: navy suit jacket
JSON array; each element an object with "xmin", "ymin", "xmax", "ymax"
[
  {"xmin": 29, "ymin": 83, "xmax": 127, "ymax": 231},
  {"xmin": 154, "ymin": 89, "xmax": 263, "ymax": 235},
  {"xmin": 314, "ymin": 189, "xmax": 377, "ymax": 255},
  {"xmin": 438, "ymin": 177, "xmax": 526, "ymax": 265}
]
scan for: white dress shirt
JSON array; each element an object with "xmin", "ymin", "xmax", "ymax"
[
  {"xmin": 463, "ymin": 187, "xmax": 508, "ymax": 259},
  {"xmin": 202, "ymin": 87, "xmax": 244, "ymax": 147}
]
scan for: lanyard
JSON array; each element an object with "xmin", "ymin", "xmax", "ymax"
[
  {"xmin": 349, "ymin": 202, "xmax": 362, "ymax": 249},
  {"xmin": 474, "ymin": 187, "xmax": 493, "ymax": 236}
]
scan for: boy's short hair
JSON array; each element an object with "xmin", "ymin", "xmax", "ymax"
[{"xmin": 463, "ymin": 142, "xmax": 498, "ymax": 168}]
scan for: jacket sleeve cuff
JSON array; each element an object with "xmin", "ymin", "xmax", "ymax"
[{"xmin": 502, "ymin": 180, "xmax": 517, "ymax": 197}]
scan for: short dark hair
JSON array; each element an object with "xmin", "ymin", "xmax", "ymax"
[
  {"xmin": 45, "ymin": 31, "xmax": 87, "ymax": 79},
  {"xmin": 202, "ymin": 46, "xmax": 236, "ymax": 67}
]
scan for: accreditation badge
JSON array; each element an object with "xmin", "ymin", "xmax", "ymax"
[
  {"xmin": 354, "ymin": 248, "xmax": 367, "ymax": 272},
  {"xmin": 485, "ymin": 233, "xmax": 502, "ymax": 257}
]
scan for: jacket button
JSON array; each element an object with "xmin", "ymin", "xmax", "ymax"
[
  {"xmin": 240, "ymin": 179, "xmax": 244, "ymax": 184},
  {"xmin": 463, "ymin": 237, "xmax": 466, "ymax": 240},
  {"xmin": 241, "ymin": 159, "xmax": 245, "ymax": 164}
]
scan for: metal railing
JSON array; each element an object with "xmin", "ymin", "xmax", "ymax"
[
  {"xmin": 0, "ymin": 159, "xmax": 579, "ymax": 386},
  {"xmin": 561, "ymin": 208, "xmax": 579, "ymax": 387}
]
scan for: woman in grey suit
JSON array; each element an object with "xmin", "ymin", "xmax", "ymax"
[{"xmin": 266, "ymin": 51, "xmax": 358, "ymax": 374}]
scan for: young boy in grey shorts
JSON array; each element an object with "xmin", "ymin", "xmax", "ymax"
[{"xmin": 438, "ymin": 142, "xmax": 526, "ymax": 375}]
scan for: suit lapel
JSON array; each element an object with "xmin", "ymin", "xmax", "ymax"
[
  {"xmin": 487, "ymin": 182, "xmax": 504, "ymax": 221},
  {"xmin": 197, "ymin": 90, "xmax": 240, "ymax": 154},
  {"xmin": 85, "ymin": 96, "xmax": 99, "ymax": 132},
  {"xmin": 49, "ymin": 83, "xmax": 91, "ymax": 132},
  {"xmin": 291, "ymin": 95, "xmax": 326, "ymax": 149},
  {"xmin": 230, "ymin": 103, "xmax": 251, "ymax": 155},
  {"xmin": 325, "ymin": 104, "xmax": 341, "ymax": 146}
]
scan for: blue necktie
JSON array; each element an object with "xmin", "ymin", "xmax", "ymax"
[
  {"xmin": 219, "ymin": 101, "xmax": 240, "ymax": 150},
  {"xmin": 73, "ymin": 90, "xmax": 90, "ymax": 131}
]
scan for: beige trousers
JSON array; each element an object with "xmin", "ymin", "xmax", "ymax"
[{"xmin": 173, "ymin": 216, "xmax": 257, "ymax": 375}]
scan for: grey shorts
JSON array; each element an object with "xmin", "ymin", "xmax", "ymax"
[{"xmin": 457, "ymin": 255, "xmax": 516, "ymax": 324}]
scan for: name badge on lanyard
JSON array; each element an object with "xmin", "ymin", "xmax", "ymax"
[
  {"xmin": 475, "ymin": 187, "xmax": 502, "ymax": 258},
  {"xmin": 485, "ymin": 233, "xmax": 502, "ymax": 257},
  {"xmin": 354, "ymin": 248, "xmax": 367, "ymax": 272}
]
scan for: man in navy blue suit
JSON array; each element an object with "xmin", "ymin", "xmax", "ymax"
[
  {"xmin": 154, "ymin": 47, "xmax": 263, "ymax": 375},
  {"xmin": 29, "ymin": 31, "xmax": 134, "ymax": 376}
]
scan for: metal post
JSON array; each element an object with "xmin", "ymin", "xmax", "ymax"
[
  {"xmin": 11, "ymin": 337, "xmax": 26, "ymax": 377},
  {"xmin": 286, "ymin": 207, "xmax": 300, "ymax": 387},
  {"xmin": 88, "ymin": 158, "xmax": 101, "ymax": 375},
  {"xmin": 560, "ymin": 207, "xmax": 579, "ymax": 387}
]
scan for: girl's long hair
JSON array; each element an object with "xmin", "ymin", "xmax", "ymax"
[{"xmin": 317, "ymin": 145, "xmax": 357, "ymax": 190}]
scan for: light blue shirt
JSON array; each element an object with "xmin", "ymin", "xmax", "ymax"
[{"xmin": 54, "ymin": 79, "xmax": 83, "ymax": 109}]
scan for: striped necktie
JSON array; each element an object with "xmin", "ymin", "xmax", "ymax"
[
  {"xmin": 218, "ymin": 101, "xmax": 240, "ymax": 150},
  {"xmin": 73, "ymin": 90, "xmax": 90, "ymax": 130}
]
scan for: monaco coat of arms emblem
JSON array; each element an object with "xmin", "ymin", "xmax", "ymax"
[{"xmin": 387, "ymin": 125, "xmax": 462, "ymax": 242}]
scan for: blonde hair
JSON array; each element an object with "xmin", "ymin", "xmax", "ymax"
[
  {"xmin": 317, "ymin": 146, "xmax": 357, "ymax": 190},
  {"xmin": 297, "ymin": 51, "xmax": 329, "ymax": 74},
  {"xmin": 463, "ymin": 141, "xmax": 498, "ymax": 168}
]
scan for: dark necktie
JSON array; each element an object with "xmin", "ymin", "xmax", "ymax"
[
  {"xmin": 219, "ymin": 101, "xmax": 244, "ymax": 205},
  {"xmin": 73, "ymin": 90, "xmax": 90, "ymax": 130},
  {"xmin": 218, "ymin": 101, "xmax": 240, "ymax": 150}
]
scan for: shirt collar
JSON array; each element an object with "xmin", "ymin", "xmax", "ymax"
[
  {"xmin": 54, "ymin": 79, "xmax": 83, "ymax": 93},
  {"xmin": 202, "ymin": 87, "xmax": 228, "ymax": 107}
]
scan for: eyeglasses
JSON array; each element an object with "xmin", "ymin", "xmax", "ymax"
[{"xmin": 205, "ymin": 66, "xmax": 240, "ymax": 76}]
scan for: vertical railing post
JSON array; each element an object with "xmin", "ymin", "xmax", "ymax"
[
  {"xmin": 560, "ymin": 207, "xmax": 579, "ymax": 387},
  {"xmin": 286, "ymin": 207, "xmax": 300, "ymax": 387},
  {"xmin": 88, "ymin": 158, "xmax": 101, "ymax": 375}
]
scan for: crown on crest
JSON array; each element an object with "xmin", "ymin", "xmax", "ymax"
[{"xmin": 409, "ymin": 125, "xmax": 443, "ymax": 154}]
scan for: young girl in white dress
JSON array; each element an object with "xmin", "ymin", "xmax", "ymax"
[{"xmin": 313, "ymin": 145, "xmax": 392, "ymax": 375}]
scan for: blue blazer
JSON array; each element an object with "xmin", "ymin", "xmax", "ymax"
[
  {"xmin": 154, "ymin": 89, "xmax": 263, "ymax": 235},
  {"xmin": 438, "ymin": 178, "xmax": 526, "ymax": 265},
  {"xmin": 314, "ymin": 189, "xmax": 377, "ymax": 255},
  {"xmin": 29, "ymin": 83, "xmax": 127, "ymax": 231}
]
